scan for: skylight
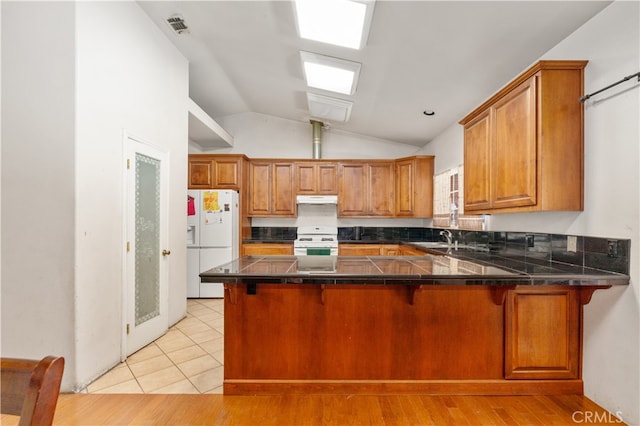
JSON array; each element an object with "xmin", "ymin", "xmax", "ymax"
[
  {"xmin": 300, "ymin": 51, "xmax": 361, "ymax": 95},
  {"xmin": 293, "ymin": 0, "xmax": 375, "ymax": 50}
]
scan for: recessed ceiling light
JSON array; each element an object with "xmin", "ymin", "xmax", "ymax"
[
  {"xmin": 307, "ymin": 93, "xmax": 353, "ymax": 123},
  {"xmin": 293, "ymin": 0, "xmax": 375, "ymax": 50},
  {"xmin": 300, "ymin": 51, "xmax": 361, "ymax": 95}
]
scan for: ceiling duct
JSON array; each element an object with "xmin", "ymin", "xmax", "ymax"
[
  {"xmin": 310, "ymin": 120, "xmax": 324, "ymax": 159},
  {"xmin": 166, "ymin": 14, "xmax": 190, "ymax": 35}
]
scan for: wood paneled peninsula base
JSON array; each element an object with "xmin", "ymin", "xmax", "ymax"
[{"xmin": 200, "ymin": 256, "xmax": 627, "ymax": 396}]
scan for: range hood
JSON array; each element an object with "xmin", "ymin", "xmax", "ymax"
[{"xmin": 296, "ymin": 195, "xmax": 338, "ymax": 205}]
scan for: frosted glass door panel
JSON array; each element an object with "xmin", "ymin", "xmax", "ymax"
[{"xmin": 135, "ymin": 153, "xmax": 161, "ymax": 326}]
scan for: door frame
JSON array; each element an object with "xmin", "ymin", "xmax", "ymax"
[{"xmin": 121, "ymin": 131, "xmax": 170, "ymax": 360}]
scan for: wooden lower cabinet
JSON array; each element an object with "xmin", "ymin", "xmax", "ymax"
[
  {"xmin": 339, "ymin": 244, "xmax": 427, "ymax": 256},
  {"xmin": 398, "ymin": 245, "xmax": 426, "ymax": 256},
  {"xmin": 338, "ymin": 244, "xmax": 383, "ymax": 256},
  {"xmin": 505, "ymin": 287, "xmax": 580, "ymax": 379},
  {"xmin": 242, "ymin": 243, "xmax": 293, "ymax": 256},
  {"xmin": 223, "ymin": 283, "xmax": 594, "ymax": 395}
]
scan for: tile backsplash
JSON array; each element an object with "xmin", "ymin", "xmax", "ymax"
[
  {"xmin": 441, "ymin": 228, "xmax": 630, "ymax": 275},
  {"xmin": 249, "ymin": 226, "xmax": 630, "ymax": 275}
]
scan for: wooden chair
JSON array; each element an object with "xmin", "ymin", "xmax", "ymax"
[{"xmin": 1, "ymin": 356, "xmax": 65, "ymax": 426}]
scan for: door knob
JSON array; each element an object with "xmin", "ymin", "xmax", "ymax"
[{"xmin": 162, "ymin": 249, "xmax": 171, "ymax": 256}]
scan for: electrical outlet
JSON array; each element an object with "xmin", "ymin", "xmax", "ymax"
[
  {"xmin": 607, "ymin": 240, "xmax": 619, "ymax": 258},
  {"xmin": 526, "ymin": 235, "xmax": 535, "ymax": 247},
  {"xmin": 567, "ymin": 236, "xmax": 577, "ymax": 253}
]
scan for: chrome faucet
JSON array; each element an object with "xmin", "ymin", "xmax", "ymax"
[{"xmin": 440, "ymin": 229, "xmax": 453, "ymax": 246}]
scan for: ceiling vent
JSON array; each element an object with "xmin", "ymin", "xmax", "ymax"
[
  {"xmin": 166, "ymin": 14, "xmax": 190, "ymax": 35},
  {"xmin": 307, "ymin": 93, "xmax": 352, "ymax": 123}
]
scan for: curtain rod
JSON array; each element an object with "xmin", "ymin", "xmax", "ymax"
[{"xmin": 579, "ymin": 71, "xmax": 640, "ymax": 103}]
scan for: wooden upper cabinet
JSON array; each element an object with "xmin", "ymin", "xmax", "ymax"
[
  {"xmin": 213, "ymin": 157, "xmax": 242, "ymax": 189},
  {"xmin": 188, "ymin": 154, "xmax": 245, "ymax": 190},
  {"xmin": 460, "ymin": 60, "xmax": 587, "ymax": 214},
  {"xmin": 248, "ymin": 161, "xmax": 295, "ymax": 217},
  {"xmin": 248, "ymin": 162, "xmax": 271, "ymax": 216},
  {"xmin": 505, "ymin": 287, "xmax": 580, "ymax": 379},
  {"xmin": 338, "ymin": 163, "xmax": 367, "ymax": 215},
  {"xmin": 492, "ymin": 77, "xmax": 537, "ymax": 209},
  {"xmin": 295, "ymin": 162, "xmax": 338, "ymax": 195},
  {"xmin": 369, "ymin": 163, "xmax": 395, "ymax": 216},
  {"xmin": 189, "ymin": 159, "xmax": 214, "ymax": 189},
  {"xmin": 395, "ymin": 156, "xmax": 434, "ymax": 218},
  {"xmin": 272, "ymin": 163, "xmax": 295, "ymax": 215},
  {"xmin": 338, "ymin": 161, "xmax": 394, "ymax": 217},
  {"xmin": 463, "ymin": 111, "xmax": 491, "ymax": 211}
]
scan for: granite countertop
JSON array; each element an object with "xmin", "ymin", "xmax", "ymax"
[{"xmin": 200, "ymin": 249, "xmax": 629, "ymax": 287}]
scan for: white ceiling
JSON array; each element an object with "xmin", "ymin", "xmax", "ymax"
[{"xmin": 138, "ymin": 1, "xmax": 611, "ymax": 147}]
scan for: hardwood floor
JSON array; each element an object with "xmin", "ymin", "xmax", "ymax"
[{"xmin": 2, "ymin": 393, "xmax": 626, "ymax": 425}]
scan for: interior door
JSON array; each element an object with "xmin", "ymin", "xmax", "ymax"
[{"xmin": 124, "ymin": 135, "xmax": 169, "ymax": 356}]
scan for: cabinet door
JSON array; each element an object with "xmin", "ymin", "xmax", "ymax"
[
  {"xmin": 505, "ymin": 287, "xmax": 580, "ymax": 379},
  {"xmin": 463, "ymin": 110, "xmax": 491, "ymax": 211},
  {"xmin": 213, "ymin": 158, "xmax": 241, "ymax": 189},
  {"xmin": 368, "ymin": 162, "xmax": 395, "ymax": 216},
  {"xmin": 492, "ymin": 76, "xmax": 537, "ymax": 209},
  {"xmin": 248, "ymin": 162, "xmax": 271, "ymax": 216},
  {"xmin": 399, "ymin": 245, "xmax": 425, "ymax": 256},
  {"xmin": 380, "ymin": 245, "xmax": 399, "ymax": 256},
  {"xmin": 188, "ymin": 159, "xmax": 214, "ymax": 189},
  {"xmin": 243, "ymin": 243, "xmax": 293, "ymax": 256},
  {"xmin": 395, "ymin": 159, "xmax": 414, "ymax": 216},
  {"xmin": 295, "ymin": 163, "xmax": 317, "ymax": 194},
  {"xmin": 338, "ymin": 163, "xmax": 368, "ymax": 216},
  {"xmin": 317, "ymin": 163, "xmax": 338, "ymax": 194},
  {"xmin": 338, "ymin": 244, "xmax": 382, "ymax": 256},
  {"xmin": 272, "ymin": 163, "xmax": 296, "ymax": 216},
  {"xmin": 295, "ymin": 162, "xmax": 337, "ymax": 195}
]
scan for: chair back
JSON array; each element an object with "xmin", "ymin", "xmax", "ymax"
[{"xmin": 1, "ymin": 356, "xmax": 65, "ymax": 426}]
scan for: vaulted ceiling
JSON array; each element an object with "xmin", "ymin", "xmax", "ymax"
[{"xmin": 139, "ymin": 1, "xmax": 611, "ymax": 147}]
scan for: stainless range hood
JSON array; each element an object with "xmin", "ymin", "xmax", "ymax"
[{"xmin": 296, "ymin": 195, "xmax": 338, "ymax": 205}]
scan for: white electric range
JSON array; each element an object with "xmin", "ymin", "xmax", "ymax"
[{"xmin": 294, "ymin": 226, "xmax": 338, "ymax": 256}]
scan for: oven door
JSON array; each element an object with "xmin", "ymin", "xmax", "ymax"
[{"xmin": 294, "ymin": 246, "xmax": 338, "ymax": 256}]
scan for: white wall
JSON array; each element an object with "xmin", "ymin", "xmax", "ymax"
[
  {"xmin": 74, "ymin": 2, "xmax": 189, "ymax": 390},
  {"xmin": 193, "ymin": 112, "xmax": 427, "ymax": 228},
  {"xmin": 422, "ymin": 2, "xmax": 640, "ymax": 423},
  {"xmin": 1, "ymin": 1, "xmax": 77, "ymax": 385},
  {"xmin": 1, "ymin": 1, "xmax": 189, "ymax": 392},
  {"xmin": 192, "ymin": 111, "xmax": 422, "ymax": 159}
]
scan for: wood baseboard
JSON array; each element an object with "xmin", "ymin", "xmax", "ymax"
[{"xmin": 223, "ymin": 379, "xmax": 583, "ymax": 395}]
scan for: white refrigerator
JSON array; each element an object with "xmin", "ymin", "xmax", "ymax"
[{"xmin": 187, "ymin": 190, "xmax": 239, "ymax": 298}]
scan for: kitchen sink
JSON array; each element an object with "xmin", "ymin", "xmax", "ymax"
[{"xmin": 413, "ymin": 242, "xmax": 452, "ymax": 249}]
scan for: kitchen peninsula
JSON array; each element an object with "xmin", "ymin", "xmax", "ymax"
[{"xmin": 201, "ymin": 248, "xmax": 628, "ymax": 396}]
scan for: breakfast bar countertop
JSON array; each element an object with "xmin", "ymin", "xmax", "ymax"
[{"xmin": 199, "ymin": 250, "xmax": 629, "ymax": 287}]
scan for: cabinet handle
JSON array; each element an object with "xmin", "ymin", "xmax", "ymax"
[{"xmin": 162, "ymin": 249, "xmax": 171, "ymax": 256}]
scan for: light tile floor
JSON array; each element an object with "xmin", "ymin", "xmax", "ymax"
[{"xmin": 86, "ymin": 299, "xmax": 224, "ymax": 394}]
